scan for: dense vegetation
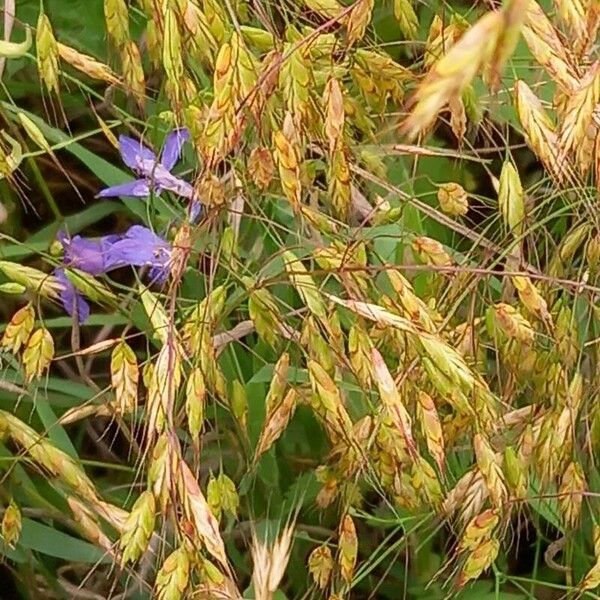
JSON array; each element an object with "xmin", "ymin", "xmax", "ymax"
[{"xmin": 0, "ymin": 0, "xmax": 599, "ymax": 598}]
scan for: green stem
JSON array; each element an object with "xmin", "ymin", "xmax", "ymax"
[{"xmin": 27, "ymin": 155, "xmax": 62, "ymax": 220}]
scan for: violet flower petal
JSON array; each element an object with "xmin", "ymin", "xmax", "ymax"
[
  {"xmin": 161, "ymin": 128, "xmax": 190, "ymax": 171},
  {"xmin": 62, "ymin": 235, "xmax": 106, "ymax": 275},
  {"xmin": 55, "ymin": 269, "xmax": 91, "ymax": 324},
  {"xmin": 119, "ymin": 135, "xmax": 156, "ymax": 172},
  {"xmin": 96, "ymin": 179, "xmax": 152, "ymax": 199},
  {"xmin": 104, "ymin": 225, "xmax": 171, "ymax": 274}
]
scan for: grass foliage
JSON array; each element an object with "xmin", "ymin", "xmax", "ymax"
[{"xmin": 0, "ymin": 0, "xmax": 599, "ymax": 598}]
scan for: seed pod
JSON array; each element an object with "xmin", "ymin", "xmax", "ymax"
[
  {"xmin": 1, "ymin": 499, "xmax": 21, "ymax": 548},
  {"xmin": 1, "ymin": 304, "xmax": 34, "ymax": 355},
  {"xmin": 155, "ymin": 546, "xmax": 190, "ymax": 600},
  {"xmin": 438, "ymin": 182, "xmax": 468, "ymax": 217},
  {"xmin": 119, "ymin": 490, "xmax": 156, "ymax": 564},
  {"xmin": 186, "ymin": 368, "xmax": 206, "ymax": 443},
  {"xmin": 248, "ymin": 147, "xmax": 274, "ymax": 190},
  {"xmin": 474, "ymin": 433, "xmax": 508, "ymax": 508},
  {"xmin": 338, "ymin": 514, "xmax": 357, "ymax": 583},
  {"xmin": 22, "ymin": 328, "xmax": 54, "ymax": 382},
  {"xmin": 36, "ymin": 13, "xmax": 59, "ymax": 95},
  {"xmin": 458, "ymin": 537, "xmax": 499, "ymax": 587},
  {"xmin": 308, "ymin": 544, "xmax": 334, "ymax": 589},
  {"xmin": 559, "ymin": 461, "xmax": 586, "ymax": 528},
  {"xmin": 57, "ymin": 43, "xmax": 119, "ymax": 84},
  {"xmin": 111, "ymin": 340, "xmax": 139, "ymax": 415}
]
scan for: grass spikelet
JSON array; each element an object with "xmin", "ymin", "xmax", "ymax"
[
  {"xmin": 503, "ymin": 446, "xmax": 528, "ymax": 499},
  {"xmin": 559, "ymin": 61, "xmax": 600, "ymax": 173},
  {"xmin": 437, "ymin": 182, "xmax": 468, "ymax": 217},
  {"xmin": 372, "ymin": 349, "xmax": 417, "ymax": 457},
  {"xmin": 207, "ymin": 473, "xmax": 239, "ymax": 522},
  {"xmin": 498, "ymin": 160, "xmax": 525, "ymax": 237},
  {"xmin": 121, "ymin": 41, "xmax": 146, "ymax": 110},
  {"xmin": 273, "ymin": 114, "xmax": 302, "ymax": 212},
  {"xmin": 581, "ymin": 556, "xmax": 600, "ymax": 592},
  {"xmin": 155, "ymin": 546, "xmax": 190, "ymax": 600},
  {"xmin": 393, "ymin": 0, "xmax": 418, "ymax": 39},
  {"xmin": 387, "ymin": 271, "xmax": 435, "ymax": 331},
  {"xmin": 140, "ymin": 286, "xmax": 170, "ymax": 345},
  {"xmin": 67, "ymin": 497, "xmax": 113, "ymax": 552},
  {"xmin": 185, "ymin": 368, "xmax": 206, "ymax": 443},
  {"xmin": 1, "ymin": 303, "xmax": 34, "ymax": 354},
  {"xmin": 493, "ymin": 303, "xmax": 535, "ymax": 345},
  {"xmin": 178, "ymin": 460, "xmax": 229, "ymax": 568},
  {"xmin": 348, "ymin": 323, "xmax": 373, "ymax": 388},
  {"xmin": 0, "ymin": 261, "xmax": 61, "ymax": 299},
  {"xmin": 282, "ymin": 250, "xmax": 327, "ymax": 319},
  {"xmin": 147, "ymin": 434, "xmax": 176, "ymax": 511},
  {"xmin": 57, "ymin": 42, "xmax": 120, "ymax": 84},
  {"xmin": 266, "ymin": 352, "xmax": 289, "ymax": 414},
  {"xmin": 163, "ymin": 6, "xmax": 183, "ymax": 87},
  {"xmin": 401, "ymin": 11, "xmax": 502, "ymax": 140},
  {"xmin": 147, "ymin": 343, "xmax": 182, "ymax": 434},
  {"xmin": 554, "ymin": 0, "xmax": 588, "ymax": 56},
  {"xmin": 458, "ymin": 537, "xmax": 499, "ymax": 587},
  {"xmin": 303, "ymin": 0, "xmax": 344, "ymax": 19},
  {"xmin": 328, "ymin": 146, "xmax": 351, "ymax": 220},
  {"xmin": 279, "ymin": 43, "xmax": 312, "ymax": 128},
  {"xmin": 346, "ymin": 0, "xmax": 374, "ymax": 47},
  {"xmin": 203, "ymin": 0, "xmax": 228, "ymax": 46},
  {"xmin": 512, "ymin": 276, "xmax": 551, "ymax": 325},
  {"xmin": 36, "ymin": 12, "xmax": 60, "ymax": 95},
  {"xmin": 254, "ymin": 389, "xmax": 297, "ymax": 465},
  {"xmin": 338, "ymin": 513, "xmax": 358, "ymax": 584},
  {"xmin": 104, "ymin": 0, "xmax": 129, "ymax": 50},
  {"xmin": 474, "ymin": 433, "xmax": 508, "ymax": 508},
  {"xmin": 514, "ymin": 80, "xmax": 566, "ymax": 182},
  {"xmin": 459, "ymin": 509, "xmax": 499, "ymax": 553},
  {"xmin": 246, "ymin": 279, "xmax": 283, "ymax": 348},
  {"xmin": 248, "ymin": 147, "xmax": 274, "ymax": 190},
  {"xmin": 559, "ymin": 461, "xmax": 586, "ymax": 528},
  {"xmin": 251, "ymin": 524, "xmax": 294, "ymax": 600},
  {"xmin": 308, "ymin": 544, "xmax": 334, "ymax": 589},
  {"xmin": 417, "ymin": 391, "xmax": 445, "ymax": 473},
  {"xmin": 308, "ymin": 360, "xmax": 355, "ymax": 445},
  {"xmin": 119, "ymin": 490, "xmax": 156, "ymax": 565},
  {"xmin": 1, "ymin": 499, "xmax": 21, "ymax": 548},
  {"xmin": 522, "ymin": 0, "xmax": 579, "ymax": 92},
  {"xmin": 22, "ymin": 328, "xmax": 54, "ymax": 382},
  {"xmin": 110, "ymin": 340, "xmax": 138, "ymax": 415},
  {"xmin": 412, "ymin": 236, "xmax": 453, "ymax": 267},
  {"xmin": 324, "ymin": 77, "xmax": 345, "ymax": 152},
  {"xmin": 411, "ymin": 454, "xmax": 443, "ymax": 507}
]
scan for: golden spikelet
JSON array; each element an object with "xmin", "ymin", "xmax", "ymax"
[
  {"xmin": 417, "ymin": 391, "xmax": 445, "ymax": 473},
  {"xmin": 282, "ymin": 250, "xmax": 327, "ymax": 319},
  {"xmin": 338, "ymin": 514, "xmax": 358, "ymax": 583},
  {"xmin": 155, "ymin": 546, "xmax": 190, "ymax": 600},
  {"xmin": 104, "ymin": 0, "xmax": 129, "ymax": 49},
  {"xmin": 147, "ymin": 434, "xmax": 176, "ymax": 512},
  {"xmin": 393, "ymin": 0, "xmax": 418, "ymax": 39},
  {"xmin": 273, "ymin": 114, "xmax": 302, "ymax": 212},
  {"xmin": 473, "ymin": 433, "xmax": 508, "ymax": 508},
  {"xmin": 522, "ymin": 0, "xmax": 579, "ymax": 92},
  {"xmin": 346, "ymin": 0, "xmax": 374, "ymax": 46},
  {"xmin": 514, "ymin": 80, "xmax": 566, "ymax": 182},
  {"xmin": 147, "ymin": 344, "xmax": 182, "ymax": 434},
  {"xmin": 437, "ymin": 182, "xmax": 468, "ymax": 217},
  {"xmin": 22, "ymin": 328, "xmax": 54, "ymax": 382},
  {"xmin": 554, "ymin": 0, "xmax": 588, "ymax": 56},
  {"xmin": 1, "ymin": 499, "xmax": 21, "ymax": 548},
  {"xmin": 328, "ymin": 145, "xmax": 351, "ymax": 220},
  {"xmin": 248, "ymin": 147, "xmax": 274, "ymax": 190},
  {"xmin": 186, "ymin": 368, "xmax": 206, "ymax": 443},
  {"xmin": 401, "ymin": 11, "xmax": 502, "ymax": 140},
  {"xmin": 498, "ymin": 160, "xmax": 525, "ymax": 237},
  {"xmin": 412, "ymin": 236, "xmax": 453, "ymax": 267},
  {"xmin": 459, "ymin": 509, "xmax": 499, "ymax": 553},
  {"xmin": 119, "ymin": 490, "xmax": 156, "ymax": 564},
  {"xmin": 57, "ymin": 42, "xmax": 120, "ymax": 84},
  {"xmin": 559, "ymin": 61, "xmax": 600, "ymax": 174},
  {"xmin": 110, "ymin": 340, "xmax": 139, "ymax": 415},
  {"xmin": 121, "ymin": 41, "xmax": 146, "ymax": 110},
  {"xmin": 279, "ymin": 43, "xmax": 312, "ymax": 127},
  {"xmin": 1, "ymin": 303, "xmax": 34, "ymax": 355},
  {"xmin": 348, "ymin": 322, "xmax": 374, "ymax": 388},
  {"xmin": 0, "ymin": 261, "xmax": 61, "ymax": 299},
  {"xmin": 458, "ymin": 537, "xmax": 499, "ymax": 587},
  {"xmin": 493, "ymin": 303, "xmax": 535, "ymax": 345},
  {"xmin": 559, "ymin": 461, "xmax": 586, "ymax": 529},
  {"xmin": 303, "ymin": 0, "xmax": 344, "ymax": 19},
  {"xmin": 512, "ymin": 276, "xmax": 551, "ymax": 326},
  {"xmin": 163, "ymin": 6, "xmax": 184, "ymax": 86},
  {"xmin": 324, "ymin": 77, "xmax": 345, "ymax": 152},
  {"xmin": 308, "ymin": 544, "xmax": 334, "ymax": 589},
  {"xmin": 36, "ymin": 12, "xmax": 59, "ymax": 95}
]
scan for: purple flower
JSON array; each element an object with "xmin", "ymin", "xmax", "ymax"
[
  {"xmin": 97, "ymin": 128, "xmax": 195, "ymax": 200},
  {"xmin": 104, "ymin": 225, "xmax": 172, "ymax": 284},
  {"xmin": 54, "ymin": 268, "xmax": 91, "ymax": 324},
  {"xmin": 55, "ymin": 225, "xmax": 172, "ymax": 322}
]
